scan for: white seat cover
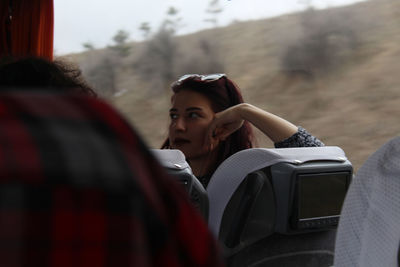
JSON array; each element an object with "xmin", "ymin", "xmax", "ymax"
[
  {"xmin": 207, "ymin": 146, "xmax": 347, "ymax": 236},
  {"xmin": 334, "ymin": 137, "xmax": 400, "ymax": 266},
  {"xmin": 150, "ymin": 149, "xmax": 190, "ymax": 171}
]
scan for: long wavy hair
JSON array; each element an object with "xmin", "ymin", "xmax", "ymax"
[{"xmin": 161, "ymin": 75, "xmax": 254, "ymax": 174}]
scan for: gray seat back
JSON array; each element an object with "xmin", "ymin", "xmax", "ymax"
[
  {"xmin": 207, "ymin": 146, "xmax": 348, "ymax": 237},
  {"xmin": 207, "ymin": 146, "xmax": 351, "ymax": 266},
  {"xmin": 152, "ymin": 149, "xmax": 209, "ymax": 219},
  {"xmin": 334, "ymin": 137, "xmax": 400, "ymax": 266}
]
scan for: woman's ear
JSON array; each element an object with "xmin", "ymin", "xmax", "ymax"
[
  {"xmin": 209, "ymin": 136, "xmax": 221, "ymax": 152},
  {"xmin": 215, "ymin": 129, "xmax": 229, "ymax": 142},
  {"xmin": 219, "ymin": 135, "xmax": 228, "ymax": 141},
  {"xmin": 212, "ymin": 127, "xmax": 226, "ymax": 141}
]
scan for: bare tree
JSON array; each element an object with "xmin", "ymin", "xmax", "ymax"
[
  {"xmin": 204, "ymin": 0, "xmax": 223, "ymax": 27},
  {"xmin": 109, "ymin": 29, "xmax": 131, "ymax": 58},
  {"xmin": 281, "ymin": 8, "xmax": 359, "ymax": 75},
  {"xmin": 85, "ymin": 56, "xmax": 116, "ymax": 97},
  {"xmin": 163, "ymin": 6, "xmax": 183, "ymax": 34},
  {"xmin": 175, "ymin": 39, "xmax": 225, "ymax": 75},
  {"xmin": 139, "ymin": 22, "xmax": 151, "ymax": 39},
  {"xmin": 82, "ymin": 41, "xmax": 95, "ymax": 51},
  {"xmin": 134, "ymin": 7, "xmax": 182, "ymax": 92},
  {"xmin": 134, "ymin": 26, "xmax": 176, "ymax": 92}
]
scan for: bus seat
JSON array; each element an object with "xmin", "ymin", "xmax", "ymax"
[
  {"xmin": 334, "ymin": 136, "xmax": 400, "ymax": 267},
  {"xmin": 151, "ymin": 149, "xmax": 209, "ymax": 219},
  {"xmin": 207, "ymin": 147, "xmax": 353, "ymax": 266}
]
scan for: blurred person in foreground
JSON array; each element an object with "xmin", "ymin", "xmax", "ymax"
[
  {"xmin": 0, "ymin": 58, "xmax": 225, "ymax": 266},
  {"xmin": 162, "ymin": 74, "xmax": 324, "ymax": 188},
  {"xmin": 0, "ymin": 56, "xmax": 97, "ymax": 96}
]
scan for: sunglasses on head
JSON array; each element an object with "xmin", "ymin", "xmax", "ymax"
[{"xmin": 173, "ymin": 73, "xmax": 226, "ymax": 86}]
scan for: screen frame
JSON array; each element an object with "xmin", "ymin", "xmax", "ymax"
[{"xmin": 291, "ymin": 171, "xmax": 351, "ymax": 230}]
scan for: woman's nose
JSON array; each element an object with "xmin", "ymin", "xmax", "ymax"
[{"xmin": 174, "ymin": 118, "xmax": 186, "ymax": 131}]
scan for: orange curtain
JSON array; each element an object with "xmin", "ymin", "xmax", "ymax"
[{"xmin": 0, "ymin": 0, "xmax": 54, "ymax": 60}]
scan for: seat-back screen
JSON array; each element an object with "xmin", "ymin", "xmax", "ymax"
[{"xmin": 298, "ymin": 172, "xmax": 349, "ymax": 220}]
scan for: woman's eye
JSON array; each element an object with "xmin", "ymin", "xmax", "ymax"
[
  {"xmin": 170, "ymin": 113, "xmax": 178, "ymax": 120},
  {"xmin": 188, "ymin": 112, "xmax": 200, "ymax": 118}
]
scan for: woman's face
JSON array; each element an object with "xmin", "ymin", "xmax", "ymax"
[{"xmin": 168, "ymin": 90, "xmax": 216, "ymax": 160}]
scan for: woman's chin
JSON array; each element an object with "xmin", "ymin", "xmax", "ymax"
[
  {"xmin": 185, "ymin": 151, "xmax": 213, "ymax": 161},
  {"xmin": 172, "ymin": 144, "xmax": 212, "ymax": 160}
]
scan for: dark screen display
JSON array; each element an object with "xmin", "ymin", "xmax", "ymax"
[{"xmin": 298, "ymin": 172, "xmax": 349, "ymax": 219}]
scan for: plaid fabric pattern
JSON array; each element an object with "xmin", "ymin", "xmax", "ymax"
[{"xmin": 0, "ymin": 91, "xmax": 224, "ymax": 267}]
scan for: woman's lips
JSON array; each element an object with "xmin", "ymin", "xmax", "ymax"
[{"xmin": 173, "ymin": 138, "xmax": 190, "ymax": 146}]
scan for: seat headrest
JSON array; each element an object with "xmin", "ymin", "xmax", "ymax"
[
  {"xmin": 151, "ymin": 149, "xmax": 190, "ymax": 171},
  {"xmin": 207, "ymin": 146, "xmax": 348, "ymax": 236},
  {"xmin": 151, "ymin": 149, "xmax": 209, "ymax": 219}
]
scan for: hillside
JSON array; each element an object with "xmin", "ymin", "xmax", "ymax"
[{"xmin": 66, "ymin": 0, "xmax": 400, "ymax": 172}]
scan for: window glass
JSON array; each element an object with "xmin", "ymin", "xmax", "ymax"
[{"xmin": 54, "ymin": 0, "xmax": 400, "ymax": 173}]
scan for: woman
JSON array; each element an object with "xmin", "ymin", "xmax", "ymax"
[{"xmin": 162, "ymin": 74, "xmax": 323, "ymax": 188}]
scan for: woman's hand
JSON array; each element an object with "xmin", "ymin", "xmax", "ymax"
[
  {"xmin": 204, "ymin": 103, "xmax": 298, "ymax": 149},
  {"xmin": 205, "ymin": 104, "xmax": 245, "ymax": 148}
]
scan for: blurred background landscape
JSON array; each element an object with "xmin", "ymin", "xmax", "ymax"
[{"xmin": 60, "ymin": 0, "xmax": 400, "ymax": 173}]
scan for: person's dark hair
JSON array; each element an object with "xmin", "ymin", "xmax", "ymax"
[
  {"xmin": 161, "ymin": 75, "xmax": 254, "ymax": 173},
  {"xmin": 0, "ymin": 56, "xmax": 97, "ymax": 97}
]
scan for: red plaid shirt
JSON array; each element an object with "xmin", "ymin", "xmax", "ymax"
[{"xmin": 0, "ymin": 90, "xmax": 224, "ymax": 267}]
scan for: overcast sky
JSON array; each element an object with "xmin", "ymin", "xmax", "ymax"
[{"xmin": 54, "ymin": 0, "xmax": 366, "ymax": 55}]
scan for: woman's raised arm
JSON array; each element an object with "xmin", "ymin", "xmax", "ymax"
[{"xmin": 207, "ymin": 103, "xmax": 299, "ymax": 144}]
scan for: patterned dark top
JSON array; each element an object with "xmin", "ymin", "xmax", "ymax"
[
  {"xmin": 199, "ymin": 126, "xmax": 324, "ymax": 188},
  {"xmin": 0, "ymin": 91, "xmax": 224, "ymax": 267},
  {"xmin": 274, "ymin": 126, "xmax": 325, "ymax": 148}
]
